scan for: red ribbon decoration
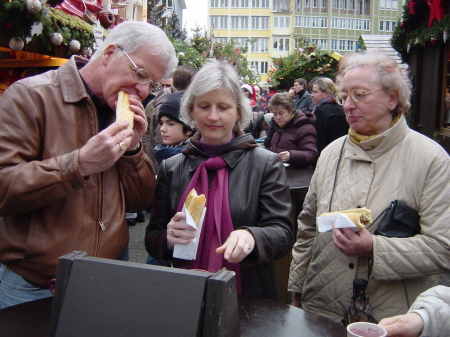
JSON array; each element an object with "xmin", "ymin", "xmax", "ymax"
[{"xmin": 427, "ymin": 0, "xmax": 446, "ymax": 27}]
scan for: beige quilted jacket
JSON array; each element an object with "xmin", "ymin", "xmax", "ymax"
[{"xmin": 288, "ymin": 117, "xmax": 450, "ymax": 322}]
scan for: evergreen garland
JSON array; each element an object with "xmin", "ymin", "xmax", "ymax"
[
  {"xmin": 0, "ymin": 0, "xmax": 96, "ymax": 56},
  {"xmin": 392, "ymin": 0, "xmax": 449, "ymax": 62}
]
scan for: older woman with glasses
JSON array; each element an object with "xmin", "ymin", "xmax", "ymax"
[
  {"xmin": 145, "ymin": 60, "xmax": 293, "ymax": 300},
  {"xmin": 288, "ymin": 51, "xmax": 450, "ymax": 323},
  {"xmin": 263, "ymin": 92, "xmax": 318, "ymax": 168}
]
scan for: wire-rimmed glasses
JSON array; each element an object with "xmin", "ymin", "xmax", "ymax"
[
  {"xmin": 336, "ymin": 88, "xmax": 384, "ymax": 105},
  {"xmin": 117, "ymin": 46, "xmax": 162, "ymax": 95}
]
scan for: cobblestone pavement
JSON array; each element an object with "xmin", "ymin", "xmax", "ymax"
[{"xmin": 128, "ymin": 211, "xmax": 151, "ymax": 264}]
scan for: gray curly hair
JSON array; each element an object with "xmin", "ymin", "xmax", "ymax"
[{"xmin": 336, "ymin": 50, "xmax": 411, "ymax": 117}]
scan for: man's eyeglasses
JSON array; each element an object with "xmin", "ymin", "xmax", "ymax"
[
  {"xmin": 117, "ymin": 46, "xmax": 162, "ymax": 94},
  {"xmin": 336, "ymin": 88, "xmax": 384, "ymax": 105}
]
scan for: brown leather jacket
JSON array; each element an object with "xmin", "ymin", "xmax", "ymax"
[
  {"xmin": 145, "ymin": 132, "xmax": 293, "ymax": 300},
  {"xmin": 0, "ymin": 56, "xmax": 155, "ymax": 285}
]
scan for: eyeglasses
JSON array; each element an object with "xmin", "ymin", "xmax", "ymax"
[
  {"xmin": 336, "ymin": 88, "xmax": 384, "ymax": 105},
  {"xmin": 117, "ymin": 46, "xmax": 162, "ymax": 94}
]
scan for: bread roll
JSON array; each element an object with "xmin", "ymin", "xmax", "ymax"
[
  {"xmin": 116, "ymin": 91, "xmax": 134, "ymax": 129},
  {"xmin": 320, "ymin": 208, "xmax": 372, "ymax": 229},
  {"xmin": 185, "ymin": 188, "xmax": 206, "ymax": 226}
]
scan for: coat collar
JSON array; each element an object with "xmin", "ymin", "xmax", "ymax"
[
  {"xmin": 343, "ymin": 116, "xmax": 410, "ymax": 162},
  {"xmin": 182, "ymin": 131, "xmax": 258, "ymax": 169},
  {"xmin": 58, "ymin": 56, "xmax": 90, "ymax": 104}
]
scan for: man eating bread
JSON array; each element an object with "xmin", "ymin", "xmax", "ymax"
[{"xmin": 0, "ymin": 21, "xmax": 177, "ymax": 309}]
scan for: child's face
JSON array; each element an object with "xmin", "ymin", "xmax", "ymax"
[{"xmin": 159, "ymin": 116, "xmax": 190, "ymax": 145}]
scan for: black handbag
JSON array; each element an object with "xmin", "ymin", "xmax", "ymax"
[{"xmin": 373, "ymin": 200, "xmax": 420, "ymax": 238}]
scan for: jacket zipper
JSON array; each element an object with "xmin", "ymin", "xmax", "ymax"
[{"xmin": 98, "ymin": 171, "xmax": 105, "ymax": 231}]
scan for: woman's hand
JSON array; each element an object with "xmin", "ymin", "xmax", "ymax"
[
  {"xmin": 216, "ymin": 229, "xmax": 255, "ymax": 263},
  {"xmin": 278, "ymin": 151, "xmax": 291, "ymax": 163},
  {"xmin": 166, "ymin": 212, "xmax": 196, "ymax": 251},
  {"xmin": 332, "ymin": 226, "xmax": 373, "ymax": 257},
  {"xmin": 378, "ymin": 312, "xmax": 424, "ymax": 337}
]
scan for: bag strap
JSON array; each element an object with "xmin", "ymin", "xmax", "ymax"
[
  {"xmin": 328, "ymin": 136, "xmax": 347, "ymax": 212},
  {"xmin": 366, "ymin": 201, "xmax": 395, "ymax": 230}
]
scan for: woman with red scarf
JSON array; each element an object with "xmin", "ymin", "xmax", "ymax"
[{"xmin": 145, "ymin": 60, "xmax": 293, "ymax": 300}]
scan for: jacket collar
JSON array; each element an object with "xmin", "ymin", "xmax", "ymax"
[
  {"xmin": 182, "ymin": 131, "xmax": 258, "ymax": 169},
  {"xmin": 343, "ymin": 116, "xmax": 409, "ymax": 162},
  {"xmin": 58, "ymin": 56, "xmax": 90, "ymax": 104}
]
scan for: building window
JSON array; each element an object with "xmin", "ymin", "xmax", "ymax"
[
  {"xmin": 320, "ymin": 39, "xmax": 328, "ymax": 50},
  {"xmin": 261, "ymin": 0, "xmax": 269, "ymax": 7},
  {"xmin": 364, "ymin": 20, "xmax": 370, "ymax": 30},
  {"xmin": 252, "ymin": 0, "xmax": 259, "ymax": 6},
  {"xmin": 332, "ymin": 17, "xmax": 338, "ymax": 28},
  {"xmin": 312, "ymin": 17, "xmax": 319, "ymax": 28},
  {"xmin": 320, "ymin": 17, "xmax": 327, "ymax": 28},
  {"xmin": 355, "ymin": 19, "xmax": 362, "ymax": 30},
  {"xmin": 303, "ymin": 16, "xmax": 310, "ymax": 27},
  {"xmin": 252, "ymin": 16, "xmax": 269, "ymax": 29},
  {"xmin": 273, "ymin": 0, "xmax": 290, "ymax": 11},
  {"xmin": 211, "ymin": 0, "xmax": 219, "ymax": 7},
  {"xmin": 260, "ymin": 61, "xmax": 268, "ymax": 74},
  {"xmin": 273, "ymin": 37, "xmax": 290, "ymax": 52},
  {"xmin": 221, "ymin": 0, "xmax": 228, "ymax": 6},
  {"xmin": 339, "ymin": 40, "xmax": 346, "ymax": 51},
  {"xmin": 347, "ymin": 40, "xmax": 354, "ymax": 50},
  {"xmin": 231, "ymin": 37, "xmax": 248, "ymax": 46},
  {"xmin": 252, "ymin": 38, "xmax": 269, "ymax": 52},
  {"xmin": 311, "ymin": 38, "xmax": 319, "ymax": 46},
  {"xmin": 340, "ymin": 18, "xmax": 346, "ymax": 28},
  {"xmin": 295, "ymin": 0, "xmax": 302, "ymax": 11},
  {"xmin": 379, "ymin": 21, "xmax": 384, "ymax": 31},
  {"xmin": 294, "ymin": 16, "xmax": 302, "ymax": 27},
  {"xmin": 331, "ymin": 39, "xmax": 338, "ymax": 50},
  {"xmin": 348, "ymin": 19, "xmax": 354, "ymax": 29},
  {"xmin": 380, "ymin": 0, "xmax": 398, "ymax": 10},
  {"xmin": 211, "ymin": 16, "xmax": 228, "ymax": 29},
  {"xmin": 274, "ymin": 16, "xmax": 290, "ymax": 28}
]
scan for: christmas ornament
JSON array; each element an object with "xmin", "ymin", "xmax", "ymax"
[
  {"xmin": 81, "ymin": 47, "xmax": 93, "ymax": 56},
  {"xmin": 444, "ymin": 30, "xmax": 449, "ymax": 43},
  {"xmin": 69, "ymin": 40, "xmax": 81, "ymax": 52},
  {"xmin": 97, "ymin": 10, "xmax": 115, "ymax": 29},
  {"xmin": 430, "ymin": 36, "xmax": 438, "ymax": 44},
  {"xmin": 26, "ymin": 0, "xmax": 41, "ymax": 14},
  {"xmin": 9, "ymin": 37, "xmax": 24, "ymax": 52},
  {"xmin": 50, "ymin": 32, "xmax": 63, "ymax": 45}
]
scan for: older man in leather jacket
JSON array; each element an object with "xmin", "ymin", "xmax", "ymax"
[{"xmin": 0, "ymin": 21, "xmax": 177, "ymax": 309}]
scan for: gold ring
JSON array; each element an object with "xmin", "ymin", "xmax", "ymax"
[{"xmin": 119, "ymin": 142, "xmax": 127, "ymax": 150}]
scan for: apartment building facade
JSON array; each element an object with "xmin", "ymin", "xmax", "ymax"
[{"xmin": 208, "ymin": 0, "xmax": 404, "ymax": 84}]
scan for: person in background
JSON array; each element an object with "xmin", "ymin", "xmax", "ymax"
[
  {"xmin": 288, "ymin": 51, "xmax": 450, "ymax": 323},
  {"xmin": 154, "ymin": 91, "xmax": 194, "ymax": 167},
  {"xmin": 310, "ymin": 77, "xmax": 348, "ymax": 155},
  {"xmin": 293, "ymin": 78, "xmax": 314, "ymax": 112},
  {"xmin": 241, "ymin": 83, "xmax": 262, "ymax": 112},
  {"xmin": 254, "ymin": 84, "xmax": 267, "ymax": 110},
  {"xmin": 0, "ymin": 21, "xmax": 177, "ymax": 309},
  {"xmin": 143, "ymin": 65, "xmax": 196, "ymax": 168},
  {"xmin": 145, "ymin": 60, "xmax": 293, "ymax": 300},
  {"xmin": 142, "ymin": 77, "xmax": 174, "ymax": 108},
  {"xmin": 379, "ymin": 285, "xmax": 450, "ymax": 337},
  {"xmin": 264, "ymin": 92, "xmax": 317, "ymax": 168},
  {"xmin": 288, "ymin": 87, "xmax": 296, "ymax": 98}
]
